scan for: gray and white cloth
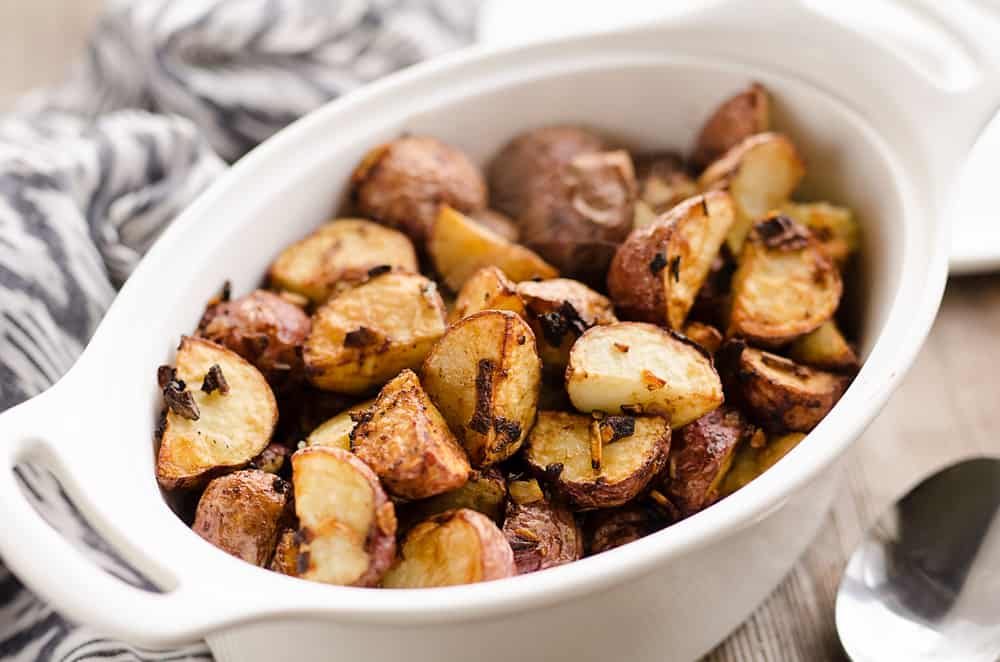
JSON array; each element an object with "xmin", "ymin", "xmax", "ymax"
[{"xmin": 0, "ymin": 1, "xmax": 478, "ymax": 659}]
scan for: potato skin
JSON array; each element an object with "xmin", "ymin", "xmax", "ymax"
[
  {"xmin": 448, "ymin": 266, "xmax": 526, "ymax": 324},
  {"xmin": 193, "ymin": 470, "xmax": 293, "ymax": 567},
  {"xmin": 584, "ymin": 504, "xmax": 670, "ymax": 556},
  {"xmin": 517, "ymin": 278, "xmax": 617, "ymax": 369},
  {"xmin": 269, "ymin": 528, "xmax": 299, "ymax": 576},
  {"xmin": 351, "ymin": 136, "xmax": 486, "ymax": 244},
  {"xmin": 691, "ymin": 83, "xmax": 770, "ymax": 169},
  {"xmin": 607, "ymin": 213, "xmax": 673, "ymax": 322},
  {"xmin": 197, "ymin": 289, "xmax": 311, "ymax": 391},
  {"xmin": 633, "ymin": 152, "xmax": 698, "ymax": 223},
  {"xmin": 502, "ymin": 499, "xmax": 582, "ymax": 574}
]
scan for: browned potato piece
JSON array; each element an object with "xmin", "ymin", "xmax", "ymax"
[
  {"xmin": 781, "ymin": 201, "xmax": 859, "ymax": 266},
  {"xmin": 633, "ymin": 152, "xmax": 698, "ymax": 228},
  {"xmin": 566, "ymin": 323, "xmax": 724, "ymax": 428},
  {"xmin": 305, "ymin": 398, "xmax": 375, "ymax": 450},
  {"xmin": 197, "ymin": 290, "xmax": 311, "ymax": 391},
  {"xmin": 488, "ymin": 126, "xmax": 636, "ymax": 284},
  {"xmin": 524, "ymin": 411, "xmax": 671, "ymax": 509},
  {"xmin": 267, "ymin": 219, "xmax": 418, "ymax": 305},
  {"xmin": 381, "ymin": 509, "xmax": 515, "ymax": 588},
  {"xmin": 503, "ymin": 498, "xmax": 582, "ymax": 574},
  {"xmin": 291, "ymin": 446, "xmax": 396, "ymax": 587},
  {"xmin": 269, "ymin": 528, "xmax": 299, "ymax": 576},
  {"xmin": 429, "ymin": 205, "xmax": 558, "ymax": 292},
  {"xmin": 516, "ymin": 278, "xmax": 617, "ymax": 369},
  {"xmin": 787, "ymin": 321, "xmax": 860, "ymax": 372},
  {"xmin": 682, "ymin": 321, "xmax": 723, "ymax": 355},
  {"xmin": 157, "ymin": 337, "xmax": 278, "ymax": 490},
  {"xmin": 448, "ymin": 266, "xmax": 526, "ymax": 324},
  {"xmin": 472, "ymin": 209, "xmax": 520, "ymax": 243},
  {"xmin": 720, "ymin": 431, "xmax": 807, "ymax": 496},
  {"xmin": 608, "ymin": 192, "xmax": 734, "ymax": 327},
  {"xmin": 250, "ymin": 442, "xmax": 291, "ymax": 475},
  {"xmin": 691, "ymin": 83, "xmax": 771, "ymax": 169},
  {"xmin": 192, "ymin": 470, "xmax": 292, "ymax": 566},
  {"xmin": 731, "ymin": 344, "xmax": 851, "ymax": 432},
  {"xmin": 351, "ymin": 136, "xmax": 487, "ymax": 244},
  {"xmin": 397, "ymin": 468, "xmax": 507, "ymax": 531},
  {"xmin": 421, "ymin": 310, "xmax": 541, "ymax": 467},
  {"xmin": 662, "ymin": 407, "xmax": 752, "ymax": 517},
  {"xmin": 699, "ymin": 133, "xmax": 805, "ymax": 255},
  {"xmin": 507, "ymin": 477, "xmax": 545, "ymax": 505},
  {"xmin": 304, "ymin": 272, "xmax": 447, "ymax": 395},
  {"xmin": 584, "ymin": 504, "xmax": 670, "ymax": 555},
  {"xmin": 352, "ymin": 370, "xmax": 470, "ymax": 499},
  {"xmin": 729, "ymin": 215, "xmax": 842, "ymax": 346}
]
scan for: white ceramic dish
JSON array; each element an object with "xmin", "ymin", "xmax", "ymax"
[{"xmin": 1, "ymin": 3, "xmax": 997, "ymax": 661}]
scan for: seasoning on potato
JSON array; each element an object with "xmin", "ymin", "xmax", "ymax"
[
  {"xmin": 305, "ymin": 398, "xmax": 376, "ymax": 450},
  {"xmin": 448, "ymin": 266, "xmax": 526, "ymax": 324},
  {"xmin": 780, "ymin": 201, "xmax": 859, "ymax": 266},
  {"xmin": 503, "ymin": 497, "xmax": 583, "ymax": 574}
]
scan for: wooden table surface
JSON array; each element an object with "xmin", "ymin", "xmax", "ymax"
[{"xmin": 3, "ymin": 4, "xmax": 998, "ymax": 661}]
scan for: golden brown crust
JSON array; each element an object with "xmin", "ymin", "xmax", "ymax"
[
  {"xmin": 516, "ymin": 278, "xmax": 617, "ymax": 369},
  {"xmin": 692, "ymin": 83, "xmax": 770, "ymax": 169},
  {"xmin": 397, "ymin": 467, "xmax": 507, "ymax": 531},
  {"xmin": 269, "ymin": 528, "xmax": 299, "ymax": 576},
  {"xmin": 787, "ymin": 321, "xmax": 860, "ymax": 372},
  {"xmin": 502, "ymin": 499, "xmax": 582, "ymax": 574},
  {"xmin": 780, "ymin": 202, "xmax": 859, "ymax": 266},
  {"xmin": 448, "ymin": 266, "xmax": 526, "ymax": 324},
  {"xmin": 681, "ymin": 321, "xmax": 724, "ymax": 355}
]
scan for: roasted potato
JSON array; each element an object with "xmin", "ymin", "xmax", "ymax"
[
  {"xmin": 192, "ymin": 470, "xmax": 292, "ymax": 566},
  {"xmin": 267, "ymin": 219, "xmax": 418, "ymax": 305},
  {"xmin": 421, "ymin": 310, "xmax": 542, "ymax": 467},
  {"xmin": 269, "ymin": 528, "xmax": 299, "ymax": 576},
  {"xmin": 473, "ymin": 209, "xmax": 520, "ymax": 243},
  {"xmin": 381, "ymin": 508, "xmax": 515, "ymax": 588},
  {"xmin": 503, "ymin": 498, "xmax": 582, "ymax": 574},
  {"xmin": 728, "ymin": 215, "xmax": 842, "ymax": 346},
  {"xmin": 250, "ymin": 442, "xmax": 291, "ymax": 475},
  {"xmin": 292, "ymin": 446, "xmax": 396, "ymax": 586},
  {"xmin": 691, "ymin": 83, "xmax": 770, "ymax": 169},
  {"xmin": 566, "ymin": 322, "xmax": 724, "ymax": 428},
  {"xmin": 352, "ymin": 369, "xmax": 471, "ymax": 499},
  {"xmin": 157, "ymin": 337, "xmax": 278, "ymax": 490},
  {"xmin": 721, "ymin": 431, "xmax": 808, "ymax": 497},
  {"xmin": 608, "ymin": 192, "xmax": 734, "ymax": 328},
  {"xmin": 632, "ymin": 152, "xmax": 698, "ymax": 228},
  {"xmin": 584, "ymin": 503, "xmax": 671, "ymax": 555},
  {"xmin": 397, "ymin": 468, "xmax": 507, "ymax": 531},
  {"xmin": 428, "ymin": 205, "xmax": 558, "ymax": 292},
  {"xmin": 448, "ymin": 266, "xmax": 526, "ymax": 324},
  {"xmin": 516, "ymin": 278, "xmax": 617, "ymax": 369},
  {"xmin": 350, "ymin": 136, "xmax": 487, "ymax": 244},
  {"xmin": 488, "ymin": 126, "xmax": 636, "ymax": 284},
  {"xmin": 196, "ymin": 289, "xmax": 311, "ymax": 391},
  {"xmin": 681, "ymin": 321, "xmax": 723, "ymax": 355},
  {"xmin": 304, "ymin": 272, "xmax": 447, "ymax": 395},
  {"xmin": 305, "ymin": 398, "xmax": 375, "ymax": 450},
  {"xmin": 662, "ymin": 406, "xmax": 752, "ymax": 517},
  {"xmin": 787, "ymin": 321, "xmax": 860, "ymax": 372},
  {"xmin": 524, "ymin": 411, "xmax": 671, "ymax": 509},
  {"xmin": 727, "ymin": 343, "xmax": 851, "ymax": 433},
  {"xmin": 698, "ymin": 133, "xmax": 805, "ymax": 255},
  {"xmin": 781, "ymin": 201, "xmax": 859, "ymax": 266},
  {"xmin": 507, "ymin": 477, "xmax": 545, "ymax": 505}
]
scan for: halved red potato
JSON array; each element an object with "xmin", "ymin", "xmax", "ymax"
[
  {"xmin": 269, "ymin": 528, "xmax": 299, "ymax": 576},
  {"xmin": 787, "ymin": 321, "xmax": 860, "ymax": 372},
  {"xmin": 728, "ymin": 215, "xmax": 842, "ymax": 346},
  {"xmin": 305, "ymin": 398, "xmax": 376, "ymax": 450},
  {"xmin": 691, "ymin": 83, "xmax": 771, "ymax": 169},
  {"xmin": 781, "ymin": 201, "xmax": 859, "ymax": 266},
  {"xmin": 503, "ymin": 498, "xmax": 582, "ymax": 574},
  {"xmin": 291, "ymin": 446, "xmax": 396, "ymax": 587},
  {"xmin": 422, "ymin": 310, "xmax": 542, "ymax": 467},
  {"xmin": 268, "ymin": 219, "xmax": 418, "ymax": 305},
  {"xmin": 352, "ymin": 370, "xmax": 470, "ymax": 500},
  {"xmin": 632, "ymin": 152, "xmax": 698, "ymax": 227},
  {"xmin": 698, "ymin": 133, "xmax": 805, "ymax": 255},
  {"xmin": 448, "ymin": 266, "xmax": 526, "ymax": 324},
  {"xmin": 303, "ymin": 272, "xmax": 447, "ymax": 395},
  {"xmin": 720, "ymin": 431, "xmax": 807, "ymax": 496},
  {"xmin": 381, "ymin": 509, "xmax": 515, "ymax": 588},
  {"xmin": 157, "ymin": 337, "xmax": 278, "ymax": 490},
  {"xmin": 566, "ymin": 322, "xmax": 724, "ymax": 428},
  {"xmin": 584, "ymin": 504, "xmax": 671, "ymax": 555},
  {"xmin": 397, "ymin": 468, "xmax": 507, "ymax": 531},
  {"xmin": 523, "ymin": 411, "xmax": 671, "ymax": 509},
  {"xmin": 516, "ymin": 278, "xmax": 617, "ymax": 369}
]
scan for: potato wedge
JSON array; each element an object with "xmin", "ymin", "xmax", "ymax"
[
  {"xmin": 584, "ymin": 504, "xmax": 670, "ymax": 555},
  {"xmin": 269, "ymin": 528, "xmax": 299, "ymax": 576},
  {"xmin": 787, "ymin": 321, "xmax": 860, "ymax": 372},
  {"xmin": 682, "ymin": 321, "xmax": 723, "ymax": 355},
  {"xmin": 421, "ymin": 310, "xmax": 542, "ymax": 467},
  {"xmin": 268, "ymin": 219, "xmax": 418, "ymax": 305},
  {"xmin": 566, "ymin": 322, "xmax": 724, "ymax": 428},
  {"xmin": 448, "ymin": 266, "xmax": 526, "ymax": 324},
  {"xmin": 397, "ymin": 468, "xmax": 507, "ymax": 531},
  {"xmin": 304, "ymin": 272, "xmax": 447, "ymax": 395},
  {"xmin": 516, "ymin": 278, "xmax": 617, "ymax": 369},
  {"xmin": 381, "ymin": 509, "xmax": 515, "ymax": 588},
  {"xmin": 608, "ymin": 192, "xmax": 734, "ymax": 327},
  {"xmin": 633, "ymin": 152, "xmax": 698, "ymax": 226},
  {"xmin": 157, "ymin": 337, "xmax": 278, "ymax": 490},
  {"xmin": 352, "ymin": 370, "xmax": 470, "ymax": 499},
  {"xmin": 503, "ymin": 498, "xmax": 582, "ymax": 574},
  {"xmin": 698, "ymin": 133, "xmax": 805, "ymax": 255},
  {"xmin": 720, "ymin": 432, "xmax": 807, "ymax": 497},
  {"xmin": 305, "ymin": 398, "xmax": 376, "ymax": 450},
  {"xmin": 192, "ymin": 470, "xmax": 292, "ymax": 566},
  {"xmin": 663, "ymin": 406, "xmax": 752, "ymax": 517},
  {"xmin": 524, "ymin": 411, "xmax": 671, "ymax": 509},
  {"xmin": 781, "ymin": 201, "xmax": 859, "ymax": 265},
  {"xmin": 429, "ymin": 205, "xmax": 558, "ymax": 292},
  {"xmin": 730, "ymin": 344, "xmax": 851, "ymax": 432},
  {"xmin": 728, "ymin": 215, "xmax": 842, "ymax": 345},
  {"xmin": 291, "ymin": 446, "xmax": 396, "ymax": 587},
  {"xmin": 691, "ymin": 83, "xmax": 770, "ymax": 169}
]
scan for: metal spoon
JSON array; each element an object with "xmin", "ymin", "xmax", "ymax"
[{"xmin": 836, "ymin": 457, "xmax": 1000, "ymax": 661}]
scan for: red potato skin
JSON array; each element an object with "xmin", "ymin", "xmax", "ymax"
[
  {"xmin": 584, "ymin": 504, "xmax": 670, "ymax": 556},
  {"xmin": 691, "ymin": 83, "xmax": 770, "ymax": 170},
  {"xmin": 502, "ymin": 500, "xmax": 583, "ymax": 574},
  {"xmin": 407, "ymin": 508, "xmax": 516, "ymax": 582},
  {"xmin": 607, "ymin": 216, "xmax": 673, "ymax": 323}
]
